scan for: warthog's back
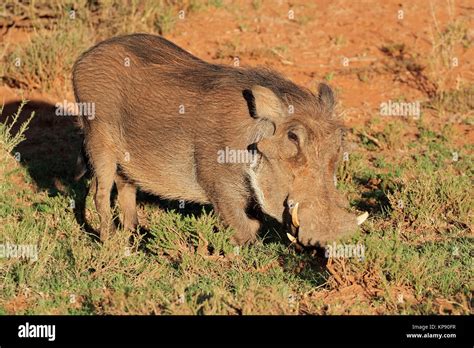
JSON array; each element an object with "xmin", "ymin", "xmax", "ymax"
[
  {"xmin": 73, "ymin": 34, "xmax": 309, "ymax": 114},
  {"xmin": 72, "ymin": 34, "xmax": 312, "ymax": 202}
]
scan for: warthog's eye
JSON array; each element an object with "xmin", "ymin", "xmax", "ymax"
[{"xmin": 287, "ymin": 130, "xmax": 299, "ymax": 144}]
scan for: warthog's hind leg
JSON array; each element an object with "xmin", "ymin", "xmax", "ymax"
[{"xmin": 115, "ymin": 173, "xmax": 138, "ymax": 231}]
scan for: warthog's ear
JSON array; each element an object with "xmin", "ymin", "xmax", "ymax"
[
  {"xmin": 244, "ymin": 86, "xmax": 285, "ymax": 122},
  {"xmin": 318, "ymin": 83, "xmax": 335, "ymax": 114}
]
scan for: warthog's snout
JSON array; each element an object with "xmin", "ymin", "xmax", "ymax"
[{"xmin": 286, "ymin": 199, "xmax": 368, "ymax": 247}]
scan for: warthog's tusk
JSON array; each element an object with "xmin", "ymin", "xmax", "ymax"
[
  {"xmin": 286, "ymin": 233, "xmax": 297, "ymax": 243},
  {"xmin": 357, "ymin": 211, "xmax": 369, "ymax": 225},
  {"xmin": 290, "ymin": 202, "xmax": 300, "ymax": 228}
]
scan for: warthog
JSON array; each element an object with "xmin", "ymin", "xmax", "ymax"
[{"xmin": 73, "ymin": 34, "xmax": 368, "ymax": 246}]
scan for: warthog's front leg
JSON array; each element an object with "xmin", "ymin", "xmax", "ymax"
[{"xmin": 210, "ymin": 190, "xmax": 261, "ymax": 245}]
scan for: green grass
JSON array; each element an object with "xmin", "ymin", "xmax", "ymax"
[{"xmin": 0, "ymin": 102, "xmax": 471, "ymax": 315}]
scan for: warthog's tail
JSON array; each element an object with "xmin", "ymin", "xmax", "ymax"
[
  {"xmin": 73, "ymin": 87, "xmax": 87, "ymax": 182},
  {"xmin": 74, "ymin": 146, "xmax": 97, "ymax": 204},
  {"xmin": 74, "ymin": 152, "xmax": 96, "ymax": 198},
  {"xmin": 74, "ymin": 151, "xmax": 88, "ymax": 181}
]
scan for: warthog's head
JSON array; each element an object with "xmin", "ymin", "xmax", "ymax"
[{"xmin": 247, "ymin": 83, "xmax": 368, "ymax": 247}]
